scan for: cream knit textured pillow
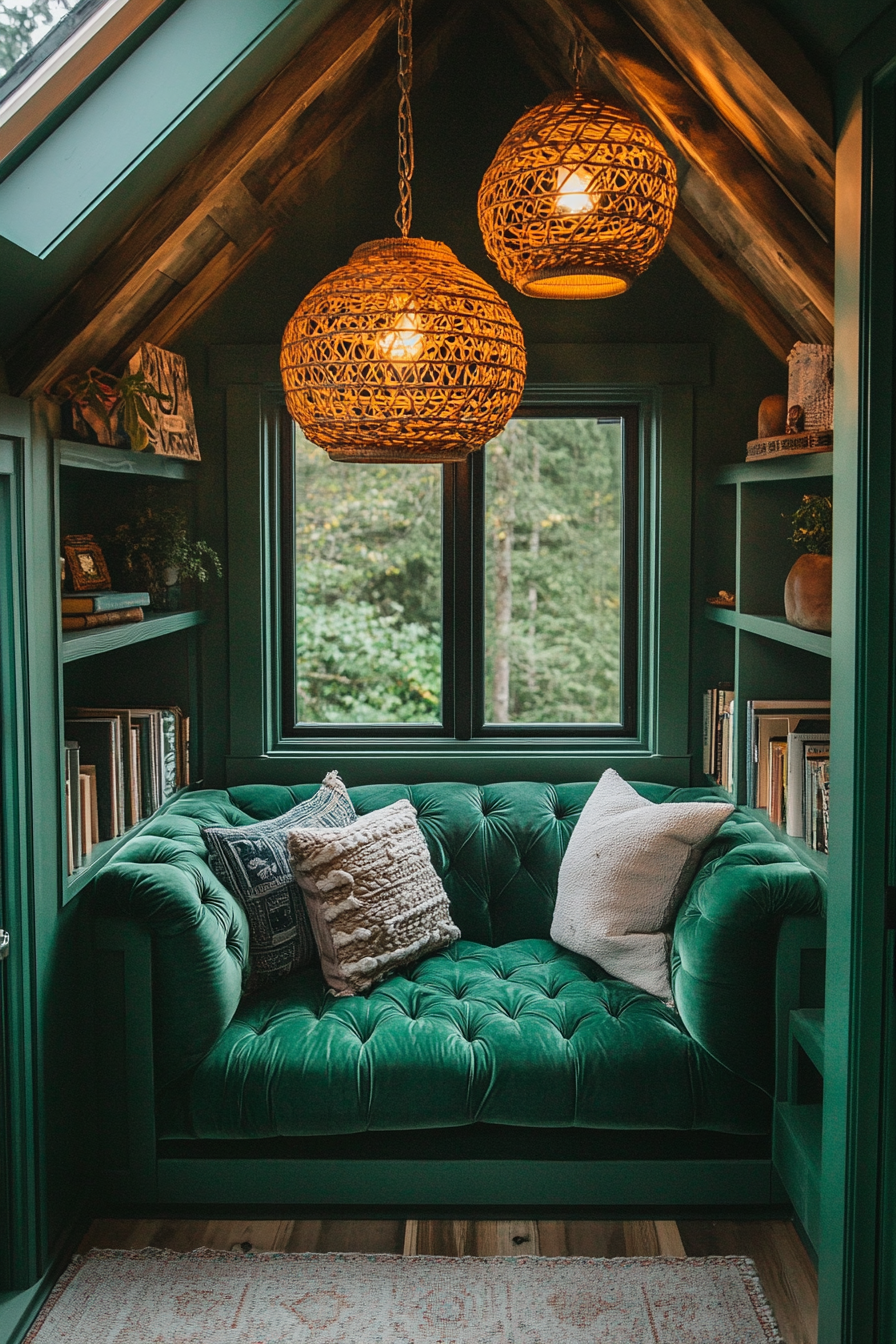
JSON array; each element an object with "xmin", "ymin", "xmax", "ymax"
[
  {"xmin": 551, "ymin": 770, "xmax": 733, "ymax": 1000},
  {"xmin": 287, "ymin": 799, "xmax": 461, "ymax": 996}
]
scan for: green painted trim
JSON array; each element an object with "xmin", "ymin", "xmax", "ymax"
[
  {"xmin": 818, "ymin": 32, "xmax": 896, "ymax": 1344},
  {"xmin": 94, "ymin": 919, "xmax": 158, "ymax": 1203},
  {"xmin": 208, "ymin": 343, "xmax": 712, "ymax": 390},
  {"xmin": 224, "ymin": 753, "xmax": 693, "ymax": 788},
  {"xmin": 0, "ymin": 398, "xmax": 40, "ymax": 1288},
  {"xmin": 653, "ymin": 386, "xmax": 693, "ymax": 756},
  {"xmin": 715, "ymin": 454, "xmax": 834, "ymax": 486},
  {"xmin": 61, "ymin": 609, "xmax": 207, "ymax": 662},
  {"xmin": 155, "ymin": 1158, "xmax": 772, "ymax": 1206},
  {"xmin": 57, "ymin": 440, "xmax": 199, "ymax": 481},
  {"xmin": 774, "ymin": 1102, "xmax": 822, "ymax": 1249},
  {"xmin": 705, "ymin": 606, "xmax": 831, "ymax": 657},
  {"xmin": 791, "ymin": 1009, "xmax": 825, "ymax": 1077}
]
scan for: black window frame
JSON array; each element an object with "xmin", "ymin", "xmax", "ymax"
[{"xmin": 279, "ymin": 400, "xmax": 640, "ymax": 742}]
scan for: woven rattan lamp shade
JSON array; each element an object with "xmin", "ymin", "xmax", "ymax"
[
  {"xmin": 280, "ymin": 237, "xmax": 526, "ymax": 462},
  {"xmin": 478, "ymin": 91, "xmax": 677, "ymax": 299}
]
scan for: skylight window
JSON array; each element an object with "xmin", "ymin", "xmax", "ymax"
[{"xmin": 0, "ymin": 0, "xmax": 87, "ymax": 84}]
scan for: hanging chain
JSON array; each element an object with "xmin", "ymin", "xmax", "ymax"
[
  {"xmin": 570, "ymin": 33, "xmax": 585, "ymax": 89},
  {"xmin": 395, "ymin": 0, "xmax": 414, "ymax": 237}
]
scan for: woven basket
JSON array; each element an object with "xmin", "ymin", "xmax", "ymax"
[
  {"xmin": 478, "ymin": 91, "xmax": 677, "ymax": 299},
  {"xmin": 280, "ymin": 238, "xmax": 526, "ymax": 462}
]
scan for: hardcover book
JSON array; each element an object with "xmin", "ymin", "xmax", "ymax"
[{"xmin": 61, "ymin": 592, "xmax": 150, "ymax": 614}]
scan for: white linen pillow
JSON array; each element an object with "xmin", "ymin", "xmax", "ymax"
[
  {"xmin": 287, "ymin": 799, "xmax": 460, "ymax": 996},
  {"xmin": 551, "ymin": 770, "xmax": 733, "ymax": 1000}
]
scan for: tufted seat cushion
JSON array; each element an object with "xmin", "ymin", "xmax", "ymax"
[
  {"xmin": 187, "ymin": 938, "xmax": 770, "ymax": 1138},
  {"xmin": 94, "ymin": 779, "xmax": 824, "ymax": 1139}
]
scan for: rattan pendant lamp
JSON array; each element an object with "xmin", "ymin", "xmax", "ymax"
[
  {"xmin": 280, "ymin": 0, "xmax": 526, "ymax": 463},
  {"xmin": 478, "ymin": 41, "xmax": 678, "ymax": 299}
]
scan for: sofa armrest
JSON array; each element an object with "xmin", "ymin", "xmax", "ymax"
[
  {"xmin": 671, "ymin": 841, "xmax": 824, "ymax": 1092},
  {"xmin": 92, "ymin": 833, "xmax": 249, "ymax": 1087}
]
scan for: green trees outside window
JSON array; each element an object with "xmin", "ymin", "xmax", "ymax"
[
  {"xmin": 290, "ymin": 411, "xmax": 632, "ymax": 730},
  {"xmin": 484, "ymin": 417, "xmax": 622, "ymax": 725},
  {"xmin": 293, "ymin": 436, "xmax": 442, "ymax": 724}
]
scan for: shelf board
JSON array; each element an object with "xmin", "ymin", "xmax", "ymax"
[
  {"xmin": 744, "ymin": 807, "xmax": 828, "ymax": 878},
  {"xmin": 791, "ymin": 1008, "xmax": 825, "ymax": 1076},
  {"xmin": 62, "ymin": 609, "xmax": 207, "ymax": 662},
  {"xmin": 57, "ymin": 439, "xmax": 199, "ymax": 480},
  {"xmin": 715, "ymin": 453, "xmax": 834, "ymax": 486},
  {"xmin": 65, "ymin": 786, "xmax": 192, "ymax": 900},
  {"xmin": 705, "ymin": 605, "xmax": 831, "ymax": 657}
]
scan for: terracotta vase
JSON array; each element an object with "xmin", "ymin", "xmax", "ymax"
[{"xmin": 784, "ymin": 554, "xmax": 832, "ymax": 633}]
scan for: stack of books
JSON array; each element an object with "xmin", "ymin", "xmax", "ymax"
[
  {"xmin": 746, "ymin": 699, "xmax": 830, "ymax": 852},
  {"xmin": 63, "ymin": 743, "xmax": 98, "ymax": 876},
  {"xmin": 702, "ymin": 683, "xmax": 735, "ymax": 793},
  {"xmin": 61, "ymin": 591, "xmax": 150, "ymax": 632},
  {"xmin": 63, "ymin": 706, "xmax": 190, "ymax": 871}
]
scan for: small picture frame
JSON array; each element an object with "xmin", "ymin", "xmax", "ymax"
[{"xmin": 63, "ymin": 534, "xmax": 112, "ymax": 592}]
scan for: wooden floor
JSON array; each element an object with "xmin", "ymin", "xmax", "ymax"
[{"xmin": 81, "ymin": 1215, "xmax": 817, "ymax": 1343}]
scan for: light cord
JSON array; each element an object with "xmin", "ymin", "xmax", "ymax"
[{"xmin": 395, "ymin": 0, "xmax": 414, "ymax": 236}]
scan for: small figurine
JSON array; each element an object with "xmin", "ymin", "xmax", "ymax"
[{"xmin": 786, "ymin": 404, "xmax": 805, "ymax": 434}]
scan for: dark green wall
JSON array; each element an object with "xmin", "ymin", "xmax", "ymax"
[{"xmin": 172, "ymin": 8, "xmax": 784, "ymax": 788}]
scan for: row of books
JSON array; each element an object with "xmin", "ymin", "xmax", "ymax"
[
  {"xmin": 63, "ymin": 706, "xmax": 189, "ymax": 873},
  {"xmin": 61, "ymin": 590, "xmax": 149, "ymax": 633},
  {"xmin": 747, "ymin": 699, "xmax": 830, "ymax": 852},
  {"xmin": 702, "ymin": 689, "xmax": 830, "ymax": 853},
  {"xmin": 702, "ymin": 683, "xmax": 734, "ymax": 793}
]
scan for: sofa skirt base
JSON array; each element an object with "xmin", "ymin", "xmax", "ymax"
[{"xmin": 99, "ymin": 1157, "xmax": 782, "ymax": 1208}]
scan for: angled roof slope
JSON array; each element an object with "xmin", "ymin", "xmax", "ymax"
[{"xmin": 1, "ymin": 0, "xmax": 838, "ymax": 393}]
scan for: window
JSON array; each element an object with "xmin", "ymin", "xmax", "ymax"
[{"xmin": 281, "ymin": 402, "xmax": 639, "ymax": 739}]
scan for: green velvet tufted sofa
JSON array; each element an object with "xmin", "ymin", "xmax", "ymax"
[{"xmin": 92, "ymin": 780, "xmax": 825, "ymax": 1209}]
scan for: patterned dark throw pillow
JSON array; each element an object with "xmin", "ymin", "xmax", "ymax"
[{"xmin": 201, "ymin": 772, "xmax": 356, "ymax": 984}]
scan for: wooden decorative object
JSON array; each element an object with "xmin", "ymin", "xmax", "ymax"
[
  {"xmin": 745, "ymin": 429, "xmax": 833, "ymax": 462},
  {"xmin": 280, "ymin": 238, "xmax": 526, "ymax": 462},
  {"xmin": 127, "ymin": 344, "xmax": 200, "ymax": 460},
  {"xmin": 63, "ymin": 535, "xmax": 112, "ymax": 592},
  {"xmin": 787, "ymin": 342, "xmax": 833, "ymax": 432},
  {"xmin": 706, "ymin": 590, "xmax": 735, "ymax": 609},
  {"xmin": 757, "ymin": 393, "xmax": 787, "ymax": 439},
  {"xmin": 785, "ymin": 554, "xmax": 832, "ymax": 633},
  {"xmin": 477, "ymin": 91, "xmax": 677, "ymax": 299}
]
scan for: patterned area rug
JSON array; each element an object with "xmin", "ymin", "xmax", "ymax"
[{"xmin": 26, "ymin": 1248, "xmax": 784, "ymax": 1343}]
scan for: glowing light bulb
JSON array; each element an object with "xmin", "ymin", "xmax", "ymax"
[
  {"xmin": 378, "ymin": 307, "xmax": 425, "ymax": 361},
  {"xmin": 554, "ymin": 167, "xmax": 594, "ymax": 215}
]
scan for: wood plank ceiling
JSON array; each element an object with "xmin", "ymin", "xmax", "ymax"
[{"xmin": 4, "ymin": 0, "xmax": 835, "ymax": 394}]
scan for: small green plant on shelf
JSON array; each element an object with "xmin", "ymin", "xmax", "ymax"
[
  {"xmin": 54, "ymin": 367, "xmax": 172, "ymax": 451},
  {"xmin": 784, "ymin": 495, "xmax": 832, "ymax": 634},
  {"xmin": 788, "ymin": 494, "xmax": 833, "ymax": 555},
  {"xmin": 109, "ymin": 500, "xmax": 222, "ymax": 611}
]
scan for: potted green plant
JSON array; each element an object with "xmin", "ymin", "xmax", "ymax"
[
  {"xmin": 784, "ymin": 494, "xmax": 832, "ymax": 633},
  {"xmin": 54, "ymin": 367, "xmax": 171, "ymax": 451},
  {"xmin": 109, "ymin": 503, "xmax": 222, "ymax": 611}
]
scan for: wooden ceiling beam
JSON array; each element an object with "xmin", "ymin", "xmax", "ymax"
[
  {"xmin": 615, "ymin": 0, "xmax": 834, "ymax": 236},
  {"xmin": 5, "ymin": 0, "xmax": 398, "ymax": 395},
  {"xmin": 524, "ymin": 0, "xmax": 833, "ymax": 344},
  {"xmin": 667, "ymin": 207, "xmax": 799, "ymax": 362},
  {"xmin": 497, "ymin": 0, "xmax": 801, "ymax": 362}
]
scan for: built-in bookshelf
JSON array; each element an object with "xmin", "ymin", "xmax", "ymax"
[
  {"xmin": 56, "ymin": 441, "xmax": 205, "ymax": 901},
  {"xmin": 706, "ymin": 448, "xmax": 831, "ymax": 1251}
]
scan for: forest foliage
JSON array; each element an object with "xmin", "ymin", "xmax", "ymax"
[{"xmin": 293, "ymin": 417, "xmax": 624, "ymax": 725}]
